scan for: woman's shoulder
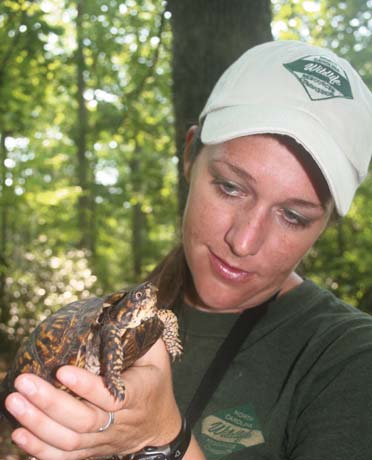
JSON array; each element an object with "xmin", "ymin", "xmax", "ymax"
[
  {"xmin": 274, "ymin": 278, "xmax": 372, "ymax": 326},
  {"xmin": 274, "ymin": 279, "xmax": 372, "ymax": 371}
]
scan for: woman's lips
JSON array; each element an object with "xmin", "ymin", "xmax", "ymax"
[{"xmin": 209, "ymin": 251, "xmax": 254, "ymax": 283}]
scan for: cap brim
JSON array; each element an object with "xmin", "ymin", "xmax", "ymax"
[{"xmin": 201, "ymin": 104, "xmax": 358, "ymax": 215}]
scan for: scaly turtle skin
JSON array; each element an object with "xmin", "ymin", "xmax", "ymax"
[{"xmin": 0, "ymin": 281, "xmax": 182, "ymax": 427}]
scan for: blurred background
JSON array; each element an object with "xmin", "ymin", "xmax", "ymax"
[{"xmin": 1, "ymin": 0, "xmax": 372, "ymax": 456}]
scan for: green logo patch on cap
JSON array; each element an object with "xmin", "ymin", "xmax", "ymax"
[{"xmin": 283, "ymin": 55, "xmax": 353, "ymax": 101}]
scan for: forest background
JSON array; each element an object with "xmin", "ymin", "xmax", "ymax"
[{"xmin": 1, "ymin": 0, "xmax": 372, "ymax": 357}]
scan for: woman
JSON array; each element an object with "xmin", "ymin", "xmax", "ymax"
[{"xmin": 6, "ymin": 40, "xmax": 372, "ymax": 459}]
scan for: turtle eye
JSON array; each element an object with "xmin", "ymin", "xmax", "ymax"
[{"xmin": 135, "ymin": 291, "xmax": 143, "ymax": 300}]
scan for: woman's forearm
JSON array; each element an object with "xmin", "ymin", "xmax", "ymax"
[{"xmin": 184, "ymin": 434, "xmax": 206, "ymax": 460}]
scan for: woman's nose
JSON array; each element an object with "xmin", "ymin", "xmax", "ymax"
[{"xmin": 224, "ymin": 208, "xmax": 267, "ymax": 257}]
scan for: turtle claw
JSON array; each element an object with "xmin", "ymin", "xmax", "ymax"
[{"xmin": 105, "ymin": 377, "xmax": 126, "ymax": 401}]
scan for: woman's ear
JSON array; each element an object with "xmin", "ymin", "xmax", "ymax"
[{"xmin": 183, "ymin": 125, "xmax": 199, "ymax": 182}]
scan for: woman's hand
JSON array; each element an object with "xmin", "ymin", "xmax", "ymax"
[{"xmin": 5, "ymin": 338, "xmax": 182, "ymax": 460}]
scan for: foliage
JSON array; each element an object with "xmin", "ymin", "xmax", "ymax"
[
  {"xmin": 0, "ymin": 0, "xmax": 63, "ymax": 134},
  {"xmin": 1, "ymin": 235, "xmax": 98, "ymax": 342},
  {"xmin": 0, "ymin": 0, "xmax": 178, "ymax": 348},
  {"xmin": 1, "ymin": 0, "xmax": 177, "ymax": 260}
]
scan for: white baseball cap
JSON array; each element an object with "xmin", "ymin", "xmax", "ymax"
[{"xmin": 200, "ymin": 40, "xmax": 372, "ymax": 215}]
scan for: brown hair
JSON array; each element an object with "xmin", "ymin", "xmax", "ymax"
[
  {"xmin": 275, "ymin": 135, "xmax": 334, "ymax": 213},
  {"xmin": 145, "ymin": 244, "xmax": 187, "ymax": 309},
  {"xmin": 144, "ymin": 125, "xmax": 204, "ymax": 309}
]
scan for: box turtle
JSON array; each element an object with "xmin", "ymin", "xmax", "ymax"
[{"xmin": 0, "ymin": 281, "xmax": 182, "ymax": 427}]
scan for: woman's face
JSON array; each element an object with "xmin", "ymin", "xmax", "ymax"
[{"xmin": 182, "ymin": 132, "xmax": 332, "ymax": 312}]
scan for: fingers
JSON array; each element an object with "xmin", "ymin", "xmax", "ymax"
[
  {"xmin": 12, "ymin": 426, "xmax": 75, "ymax": 460},
  {"xmin": 11, "ymin": 425, "xmax": 111, "ymax": 460},
  {"xmin": 6, "ymin": 391, "xmax": 80, "ymax": 448},
  {"xmin": 5, "ymin": 339, "xmax": 179, "ymax": 458},
  {"xmin": 6, "ymin": 377, "xmax": 119, "ymax": 460},
  {"xmin": 6, "ymin": 372, "xmax": 113, "ymax": 434},
  {"xmin": 56, "ymin": 366, "xmax": 124, "ymax": 412}
]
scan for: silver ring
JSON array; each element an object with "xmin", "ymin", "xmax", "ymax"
[{"xmin": 97, "ymin": 411, "xmax": 115, "ymax": 432}]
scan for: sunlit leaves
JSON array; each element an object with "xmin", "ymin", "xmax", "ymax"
[
  {"xmin": 0, "ymin": 0, "xmax": 63, "ymax": 132},
  {"xmin": 1, "ymin": 236, "xmax": 98, "ymax": 340},
  {"xmin": 0, "ymin": 0, "xmax": 176, "ymax": 347}
]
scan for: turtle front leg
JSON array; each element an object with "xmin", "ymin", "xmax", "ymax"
[
  {"xmin": 157, "ymin": 309, "xmax": 183, "ymax": 360},
  {"xmin": 100, "ymin": 325, "xmax": 126, "ymax": 401}
]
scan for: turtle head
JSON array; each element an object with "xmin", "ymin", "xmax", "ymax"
[{"xmin": 112, "ymin": 281, "xmax": 158, "ymax": 328}]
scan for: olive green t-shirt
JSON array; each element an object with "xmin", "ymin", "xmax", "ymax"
[{"xmin": 172, "ymin": 280, "xmax": 372, "ymax": 459}]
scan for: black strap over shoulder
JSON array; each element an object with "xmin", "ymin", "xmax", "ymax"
[{"xmin": 185, "ymin": 299, "xmax": 271, "ymax": 429}]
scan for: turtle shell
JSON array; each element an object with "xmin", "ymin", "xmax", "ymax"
[{"xmin": 0, "ymin": 282, "xmax": 172, "ymax": 427}]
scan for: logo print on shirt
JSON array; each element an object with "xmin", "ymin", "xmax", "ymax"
[
  {"xmin": 200, "ymin": 404, "xmax": 264, "ymax": 459},
  {"xmin": 283, "ymin": 55, "xmax": 353, "ymax": 101}
]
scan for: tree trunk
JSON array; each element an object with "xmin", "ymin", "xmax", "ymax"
[
  {"xmin": 130, "ymin": 146, "xmax": 146, "ymax": 280},
  {"xmin": 0, "ymin": 132, "xmax": 9, "ymax": 323},
  {"xmin": 76, "ymin": 0, "xmax": 91, "ymax": 250},
  {"xmin": 167, "ymin": 0, "xmax": 273, "ymax": 213},
  {"xmin": 132, "ymin": 202, "xmax": 146, "ymax": 279}
]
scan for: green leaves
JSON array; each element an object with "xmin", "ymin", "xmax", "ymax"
[{"xmin": 0, "ymin": 0, "xmax": 177, "ymax": 347}]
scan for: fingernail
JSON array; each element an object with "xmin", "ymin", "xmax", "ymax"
[
  {"xmin": 58, "ymin": 368, "xmax": 77, "ymax": 386},
  {"xmin": 12, "ymin": 430, "xmax": 27, "ymax": 446},
  {"xmin": 17, "ymin": 377, "xmax": 37, "ymax": 396},
  {"xmin": 8, "ymin": 395, "xmax": 26, "ymax": 416}
]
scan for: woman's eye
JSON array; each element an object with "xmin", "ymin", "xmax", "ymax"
[
  {"xmin": 221, "ymin": 182, "xmax": 240, "ymax": 196},
  {"xmin": 282, "ymin": 209, "xmax": 310, "ymax": 229},
  {"xmin": 213, "ymin": 179, "xmax": 243, "ymax": 197}
]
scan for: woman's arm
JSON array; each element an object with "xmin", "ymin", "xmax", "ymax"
[
  {"xmin": 5, "ymin": 339, "xmax": 205, "ymax": 460},
  {"xmin": 186, "ymin": 435, "xmax": 206, "ymax": 460}
]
